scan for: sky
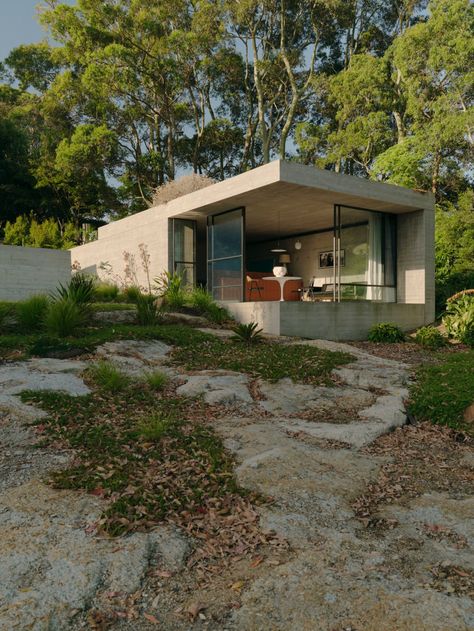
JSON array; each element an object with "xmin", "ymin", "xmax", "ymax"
[{"xmin": 0, "ymin": 0, "xmax": 56, "ymax": 61}]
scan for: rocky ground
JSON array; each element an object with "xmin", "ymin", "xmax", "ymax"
[{"xmin": 0, "ymin": 332, "xmax": 473, "ymax": 630}]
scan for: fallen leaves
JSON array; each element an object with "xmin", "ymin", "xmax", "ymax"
[
  {"xmin": 186, "ymin": 601, "xmax": 206, "ymax": 621},
  {"xmin": 143, "ymin": 612, "xmax": 160, "ymax": 624}
]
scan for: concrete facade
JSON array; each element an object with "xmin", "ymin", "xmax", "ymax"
[
  {"xmin": 0, "ymin": 245, "xmax": 71, "ymax": 302},
  {"xmin": 225, "ymin": 301, "xmax": 426, "ymax": 341}
]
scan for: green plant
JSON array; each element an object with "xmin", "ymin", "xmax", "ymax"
[
  {"xmin": 408, "ymin": 351, "xmax": 474, "ymax": 431},
  {"xmin": 205, "ymin": 302, "xmax": 230, "ymax": 324},
  {"xmin": 443, "ymin": 293, "xmax": 474, "ymax": 347},
  {"xmin": 189, "ymin": 287, "xmax": 214, "ymax": 311},
  {"xmin": 154, "ymin": 271, "xmax": 187, "ymax": 310},
  {"xmin": 55, "ymin": 274, "xmax": 95, "ymax": 305},
  {"xmin": 414, "ymin": 326, "xmax": 446, "ymax": 349},
  {"xmin": 122, "ymin": 285, "xmax": 142, "ymax": 303},
  {"xmin": 135, "ymin": 414, "xmax": 173, "ymax": 441},
  {"xmin": 44, "ymin": 298, "xmax": 86, "ymax": 337},
  {"xmin": 28, "ymin": 335, "xmax": 82, "ymax": 357},
  {"xmin": 232, "ymin": 321, "xmax": 263, "ymax": 345},
  {"xmin": 367, "ymin": 322, "xmax": 405, "ymax": 343},
  {"xmin": 16, "ymin": 295, "xmax": 50, "ymax": 332},
  {"xmin": 144, "ymin": 370, "xmax": 169, "ymax": 390},
  {"xmin": 88, "ymin": 361, "xmax": 131, "ymax": 392},
  {"xmin": 135, "ymin": 293, "xmax": 163, "ymax": 325},
  {"xmin": 0, "ymin": 302, "xmax": 14, "ymax": 328},
  {"xmin": 94, "ymin": 282, "xmax": 119, "ymax": 302}
]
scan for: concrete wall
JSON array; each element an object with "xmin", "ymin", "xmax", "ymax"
[
  {"xmin": 226, "ymin": 300, "xmax": 426, "ymax": 341},
  {"xmin": 0, "ymin": 245, "xmax": 71, "ymax": 302},
  {"xmin": 70, "ymin": 213, "xmax": 171, "ymax": 290}
]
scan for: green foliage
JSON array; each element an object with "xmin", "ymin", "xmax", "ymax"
[
  {"xmin": 443, "ymin": 294, "xmax": 474, "ymax": 347},
  {"xmin": 367, "ymin": 322, "xmax": 405, "ymax": 343},
  {"xmin": 88, "ymin": 361, "xmax": 131, "ymax": 393},
  {"xmin": 144, "ymin": 370, "xmax": 169, "ymax": 391},
  {"xmin": 189, "ymin": 287, "xmax": 229, "ymax": 324},
  {"xmin": 135, "ymin": 293, "xmax": 163, "ymax": 326},
  {"xmin": 155, "ymin": 271, "xmax": 187, "ymax": 310},
  {"xmin": 172, "ymin": 338, "xmax": 352, "ymax": 384},
  {"xmin": 232, "ymin": 322, "xmax": 263, "ymax": 345},
  {"xmin": 122, "ymin": 285, "xmax": 142, "ymax": 303},
  {"xmin": 0, "ymin": 302, "xmax": 14, "ymax": 327},
  {"xmin": 93, "ymin": 282, "xmax": 119, "ymax": 302},
  {"xmin": 408, "ymin": 351, "xmax": 474, "ymax": 430},
  {"xmin": 44, "ymin": 298, "xmax": 86, "ymax": 337},
  {"xmin": 436, "ymin": 270, "xmax": 474, "ymax": 315},
  {"xmin": 28, "ymin": 335, "xmax": 83, "ymax": 358},
  {"xmin": 3, "ymin": 215, "xmax": 79, "ymax": 249},
  {"xmin": 16, "ymin": 294, "xmax": 50, "ymax": 332},
  {"xmin": 135, "ymin": 414, "xmax": 173, "ymax": 441},
  {"xmin": 55, "ymin": 274, "xmax": 95, "ymax": 306},
  {"xmin": 414, "ymin": 326, "xmax": 446, "ymax": 349}
]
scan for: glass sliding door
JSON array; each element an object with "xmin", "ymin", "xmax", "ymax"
[
  {"xmin": 207, "ymin": 208, "xmax": 245, "ymax": 301},
  {"xmin": 335, "ymin": 205, "xmax": 397, "ymax": 302},
  {"xmin": 171, "ymin": 218, "xmax": 196, "ymax": 287}
]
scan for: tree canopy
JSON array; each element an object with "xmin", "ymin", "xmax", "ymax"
[{"xmin": 0, "ymin": 0, "xmax": 472, "ymax": 279}]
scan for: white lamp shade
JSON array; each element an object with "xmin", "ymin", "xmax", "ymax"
[{"xmin": 295, "ymin": 240, "xmax": 302, "ymax": 250}]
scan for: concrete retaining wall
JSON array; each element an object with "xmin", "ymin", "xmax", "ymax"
[
  {"xmin": 0, "ymin": 245, "xmax": 71, "ymax": 302},
  {"xmin": 226, "ymin": 300, "xmax": 426, "ymax": 341}
]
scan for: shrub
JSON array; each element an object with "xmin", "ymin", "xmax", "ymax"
[
  {"xmin": 414, "ymin": 326, "xmax": 446, "ymax": 349},
  {"xmin": 144, "ymin": 370, "xmax": 169, "ymax": 390},
  {"xmin": 152, "ymin": 173, "xmax": 215, "ymax": 206},
  {"xmin": 0, "ymin": 302, "xmax": 15, "ymax": 328},
  {"xmin": 28, "ymin": 335, "xmax": 80, "ymax": 357},
  {"xmin": 189, "ymin": 287, "xmax": 230, "ymax": 324},
  {"xmin": 122, "ymin": 285, "xmax": 142, "ymax": 303},
  {"xmin": 435, "ymin": 270, "xmax": 474, "ymax": 315},
  {"xmin": 155, "ymin": 271, "xmax": 187, "ymax": 310},
  {"xmin": 367, "ymin": 322, "xmax": 405, "ymax": 343},
  {"xmin": 135, "ymin": 293, "xmax": 163, "ymax": 325},
  {"xmin": 232, "ymin": 321, "xmax": 263, "ymax": 345},
  {"xmin": 88, "ymin": 361, "xmax": 131, "ymax": 392},
  {"xmin": 189, "ymin": 287, "xmax": 214, "ymax": 312},
  {"xmin": 443, "ymin": 293, "xmax": 474, "ymax": 347},
  {"xmin": 94, "ymin": 282, "xmax": 119, "ymax": 302},
  {"xmin": 44, "ymin": 298, "xmax": 86, "ymax": 337},
  {"xmin": 55, "ymin": 274, "xmax": 95, "ymax": 306},
  {"xmin": 16, "ymin": 295, "xmax": 50, "ymax": 332}
]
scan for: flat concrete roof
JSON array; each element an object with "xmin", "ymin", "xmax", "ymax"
[{"xmin": 99, "ymin": 160, "xmax": 434, "ymax": 241}]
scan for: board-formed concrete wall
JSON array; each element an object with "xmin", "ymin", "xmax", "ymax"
[
  {"xmin": 0, "ymin": 245, "xmax": 71, "ymax": 301},
  {"xmin": 225, "ymin": 300, "xmax": 426, "ymax": 341}
]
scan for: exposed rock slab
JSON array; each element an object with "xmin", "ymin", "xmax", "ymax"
[{"xmin": 176, "ymin": 370, "xmax": 253, "ymax": 405}]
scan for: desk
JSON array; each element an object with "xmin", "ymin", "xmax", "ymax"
[{"xmin": 263, "ymin": 276, "xmax": 302, "ymax": 302}]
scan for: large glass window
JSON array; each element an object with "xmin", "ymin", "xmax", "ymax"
[
  {"xmin": 336, "ymin": 206, "xmax": 396, "ymax": 302},
  {"xmin": 171, "ymin": 219, "xmax": 196, "ymax": 287},
  {"xmin": 208, "ymin": 208, "xmax": 244, "ymax": 301}
]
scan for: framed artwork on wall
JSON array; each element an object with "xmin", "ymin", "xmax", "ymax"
[{"xmin": 318, "ymin": 250, "xmax": 345, "ymax": 268}]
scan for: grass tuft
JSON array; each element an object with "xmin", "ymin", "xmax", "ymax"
[
  {"xmin": 144, "ymin": 370, "xmax": 169, "ymax": 390},
  {"xmin": 88, "ymin": 361, "xmax": 131, "ymax": 392}
]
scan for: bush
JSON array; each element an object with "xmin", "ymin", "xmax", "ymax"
[
  {"xmin": 232, "ymin": 321, "xmax": 263, "ymax": 345},
  {"xmin": 0, "ymin": 302, "xmax": 15, "ymax": 328},
  {"xmin": 144, "ymin": 370, "xmax": 169, "ymax": 390},
  {"xmin": 135, "ymin": 294, "xmax": 163, "ymax": 325},
  {"xmin": 367, "ymin": 322, "xmax": 405, "ymax": 343},
  {"xmin": 88, "ymin": 361, "xmax": 131, "ymax": 392},
  {"xmin": 414, "ymin": 326, "xmax": 446, "ymax": 349},
  {"xmin": 135, "ymin": 414, "xmax": 173, "ymax": 441},
  {"xmin": 122, "ymin": 285, "xmax": 142, "ymax": 303},
  {"xmin": 44, "ymin": 298, "xmax": 86, "ymax": 337},
  {"xmin": 435, "ymin": 270, "xmax": 474, "ymax": 315},
  {"xmin": 55, "ymin": 274, "xmax": 95, "ymax": 306},
  {"xmin": 443, "ymin": 293, "xmax": 474, "ymax": 347},
  {"xmin": 189, "ymin": 287, "xmax": 230, "ymax": 324},
  {"xmin": 94, "ymin": 282, "xmax": 119, "ymax": 302},
  {"xmin": 155, "ymin": 271, "xmax": 187, "ymax": 310},
  {"xmin": 16, "ymin": 295, "xmax": 50, "ymax": 332}
]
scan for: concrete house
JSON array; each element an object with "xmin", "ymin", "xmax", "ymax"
[{"xmin": 71, "ymin": 160, "xmax": 435, "ymax": 340}]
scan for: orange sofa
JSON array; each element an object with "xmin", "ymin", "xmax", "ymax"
[{"xmin": 245, "ymin": 272, "xmax": 303, "ymax": 301}]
